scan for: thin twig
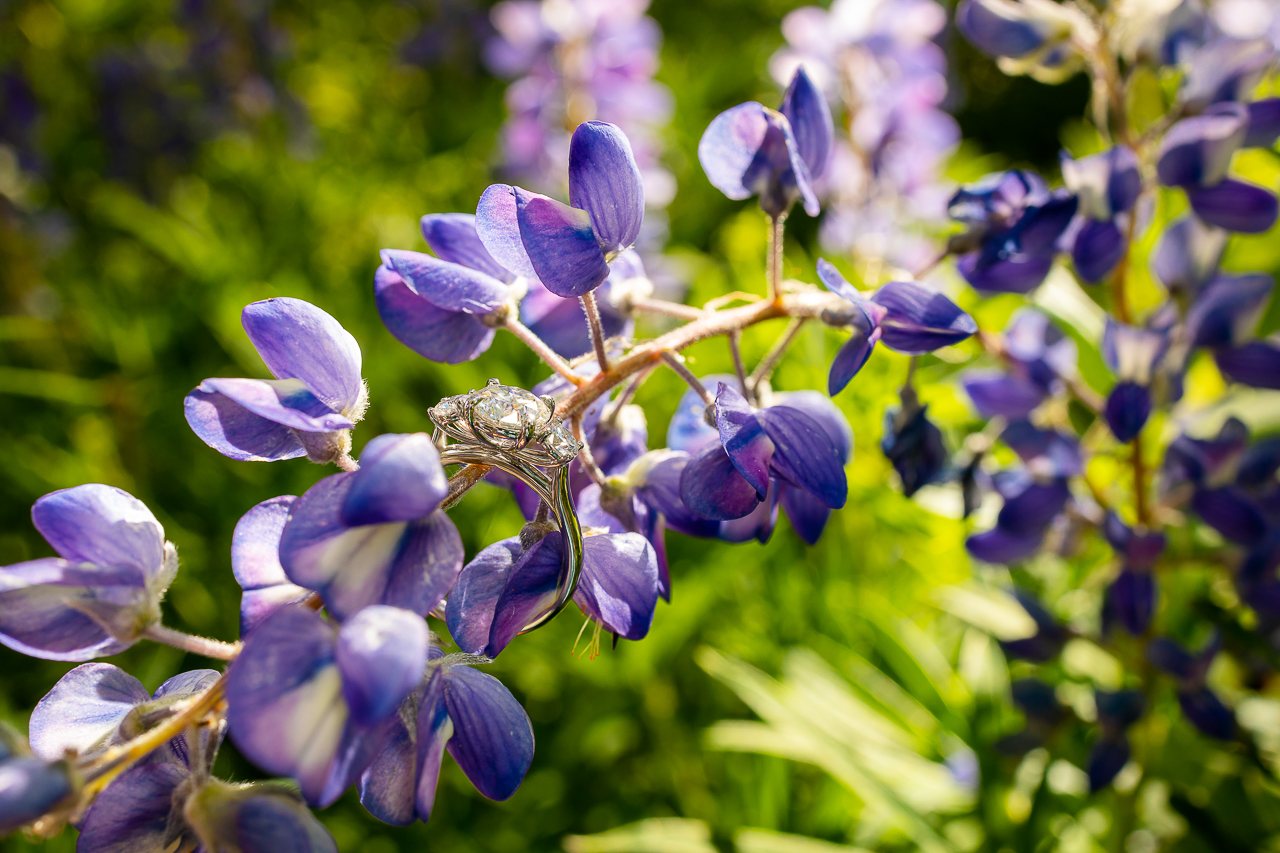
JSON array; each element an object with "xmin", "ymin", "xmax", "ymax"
[
  {"xmin": 440, "ymin": 464, "xmax": 490, "ymax": 511},
  {"xmin": 144, "ymin": 625, "xmax": 240, "ymax": 660},
  {"xmin": 748, "ymin": 318, "xmax": 806, "ymax": 394},
  {"xmin": 571, "ymin": 417, "xmax": 607, "ymax": 486},
  {"xmin": 767, "ymin": 214, "xmax": 786, "ymax": 303},
  {"xmin": 580, "ymin": 291, "xmax": 611, "ymax": 373},
  {"xmin": 504, "ymin": 317, "xmax": 584, "ymax": 385},
  {"xmin": 630, "ymin": 297, "xmax": 707, "ymax": 321},
  {"xmin": 659, "ymin": 350, "xmax": 713, "ymax": 405}
]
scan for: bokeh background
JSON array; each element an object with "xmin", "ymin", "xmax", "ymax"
[{"xmin": 3, "ymin": 1, "xmax": 1280, "ymax": 851}]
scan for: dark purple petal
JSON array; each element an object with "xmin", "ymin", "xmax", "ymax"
[
  {"xmin": 779, "ymin": 485, "xmax": 832, "ymax": 545},
  {"xmin": 757, "ymin": 405, "xmax": 848, "ymax": 509},
  {"xmin": 335, "ymin": 606, "xmax": 429, "ymax": 727},
  {"xmin": 28, "ymin": 663, "xmax": 149, "ymax": 761},
  {"xmin": 1146, "ymin": 637, "xmax": 1195, "ymax": 679},
  {"xmin": 965, "ymin": 527, "xmax": 1045, "ymax": 564},
  {"xmin": 32, "ymin": 484, "xmax": 164, "ymax": 577},
  {"xmin": 357, "ymin": 689, "xmax": 419, "ymax": 826},
  {"xmin": 770, "ymin": 390, "xmax": 852, "ymax": 462},
  {"xmin": 679, "ymin": 443, "xmax": 763, "ymax": 521},
  {"xmin": 779, "ymin": 67, "xmax": 833, "ymax": 179},
  {"xmin": 714, "ymin": 384, "xmax": 773, "ymax": 498},
  {"xmin": 1178, "ymin": 687, "xmax": 1235, "ymax": 740},
  {"xmin": 632, "ymin": 451, "xmax": 721, "ymax": 539},
  {"xmin": 718, "ymin": 479, "xmax": 780, "ymax": 544},
  {"xmin": 0, "ymin": 559, "xmax": 146, "ymax": 661},
  {"xmin": 698, "ymin": 101, "xmax": 770, "ymax": 202},
  {"xmin": 1245, "ymin": 98, "xmax": 1280, "ymax": 148},
  {"xmin": 1103, "ymin": 569, "xmax": 1156, "ymax": 635},
  {"xmin": 1187, "ymin": 179, "xmax": 1279, "ymax": 233},
  {"xmin": 1105, "ymin": 382, "xmax": 1151, "ymax": 443},
  {"xmin": 420, "ymin": 213, "xmax": 512, "ymax": 281},
  {"xmin": 514, "ymin": 188, "xmax": 609, "ymax": 298},
  {"xmin": 379, "ymin": 249, "xmax": 509, "ymax": 314},
  {"xmin": 1239, "ymin": 439, "xmax": 1280, "ymax": 489},
  {"xmin": 1186, "ymin": 273, "xmax": 1274, "ymax": 348},
  {"xmin": 1002, "ymin": 421, "xmax": 1082, "ymax": 478},
  {"xmin": 412, "ymin": 673, "xmax": 451, "ymax": 821},
  {"xmin": 1072, "ymin": 218, "xmax": 1124, "ymax": 283},
  {"xmin": 963, "ymin": 372, "xmax": 1047, "ymax": 420},
  {"xmin": 474, "ymin": 184, "xmax": 539, "ymax": 281},
  {"xmin": 1096, "ymin": 689, "xmax": 1146, "ymax": 733},
  {"xmin": 219, "ymin": 785, "xmax": 338, "ymax": 853},
  {"xmin": 871, "ymin": 281, "xmax": 976, "ymax": 353},
  {"xmin": 574, "ymin": 533, "xmax": 659, "ymax": 641},
  {"xmin": 1191, "ymin": 486, "xmax": 1269, "ymax": 546},
  {"xmin": 1015, "ymin": 195, "xmax": 1079, "ymax": 255},
  {"xmin": 568, "ymin": 121, "xmax": 644, "ymax": 253},
  {"xmin": 998, "ymin": 480, "xmax": 1070, "ymax": 536},
  {"xmin": 881, "ymin": 406, "xmax": 947, "ymax": 497},
  {"xmin": 446, "ymin": 538, "xmax": 524, "ymax": 655},
  {"xmin": 1151, "ymin": 216, "xmax": 1227, "ymax": 297},
  {"xmin": 441, "ymin": 664, "xmax": 534, "ymax": 801},
  {"xmin": 194, "ymin": 378, "xmax": 353, "ymax": 434},
  {"xmin": 956, "ymin": 0, "xmax": 1046, "ymax": 58},
  {"xmin": 487, "ymin": 535, "xmax": 562, "ymax": 657},
  {"xmin": 828, "ymin": 328, "xmax": 881, "ymax": 395},
  {"xmin": 73, "ymin": 762, "xmax": 186, "ymax": 853},
  {"xmin": 184, "ymin": 387, "xmax": 307, "ymax": 462},
  {"xmin": 1216, "ymin": 341, "xmax": 1280, "ymax": 389},
  {"xmin": 956, "ymin": 251, "xmax": 1054, "ymax": 294},
  {"xmin": 817, "ymin": 260, "xmax": 883, "ymax": 322},
  {"xmin": 1087, "ymin": 738, "xmax": 1130, "ymax": 792},
  {"xmin": 242, "ymin": 298, "xmax": 364, "ymax": 415},
  {"xmin": 232, "ymin": 496, "xmax": 310, "ymax": 635},
  {"xmin": 344, "ymin": 433, "xmax": 448, "ymax": 527},
  {"xmin": 1157, "ymin": 105, "xmax": 1248, "ymax": 188},
  {"xmin": 374, "ymin": 265, "xmax": 495, "ymax": 364}
]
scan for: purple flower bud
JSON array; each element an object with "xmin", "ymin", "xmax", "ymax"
[
  {"xmin": 1147, "ymin": 635, "xmax": 1235, "ymax": 739},
  {"xmin": 881, "ymin": 404, "xmax": 947, "ymax": 497},
  {"xmin": 1088, "ymin": 689, "xmax": 1144, "ymax": 791},
  {"xmin": 0, "ymin": 726, "xmax": 74, "ymax": 836}
]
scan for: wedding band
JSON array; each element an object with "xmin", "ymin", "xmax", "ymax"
[{"xmin": 430, "ymin": 379, "xmax": 585, "ymax": 633}]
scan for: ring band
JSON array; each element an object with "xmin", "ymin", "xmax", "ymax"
[{"xmin": 430, "ymin": 380, "xmax": 585, "ymax": 634}]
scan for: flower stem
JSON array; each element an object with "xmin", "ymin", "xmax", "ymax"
[
  {"xmin": 748, "ymin": 317, "xmax": 806, "ymax": 394},
  {"xmin": 334, "ymin": 452, "xmax": 359, "ymax": 472},
  {"xmin": 728, "ymin": 331, "xmax": 749, "ymax": 399},
  {"xmin": 580, "ymin": 291, "xmax": 611, "ymax": 373},
  {"xmin": 144, "ymin": 624, "xmax": 240, "ymax": 660},
  {"xmin": 630, "ymin": 297, "xmax": 706, "ymax": 321},
  {"xmin": 660, "ymin": 350, "xmax": 713, "ymax": 405},
  {"xmin": 441, "ymin": 463, "xmax": 490, "ymax": 511},
  {"xmin": 1133, "ymin": 432, "xmax": 1150, "ymax": 526},
  {"xmin": 603, "ymin": 363, "xmax": 656, "ymax": 425},
  {"xmin": 571, "ymin": 417, "xmax": 607, "ymax": 486},
  {"xmin": 504, "ymin": 317, "xmax": 584, "ymax": 385},
  {"xmin": 766, "ymin": 214, "xmax": 786, "ymax": 302}
]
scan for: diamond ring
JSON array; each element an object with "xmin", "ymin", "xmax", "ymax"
[{"xmin": 429, "ymin": 379, "xmax": 584, "ymax": 633}]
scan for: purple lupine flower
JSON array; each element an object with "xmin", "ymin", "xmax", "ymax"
[
  {"xmin": 1000, "ymin": 590, "xmax": 1069, "ymax": 662},
  {"xmin": 1185, "ymin": 273, "xmax": 1274, "ymax": 350},
  {"xmin": 678, "ymin": 384, "xmax": 848, "ymax": 525},
  {"xmin": 1101, "ymin": 513, "xmax": 1167, "ymax": 636},
  {"xmin": 947, "ymin": 170, "xmax": 1078, "ymax": 293},
  {"xmin": 225, "ymin": 603, "xmax": 430, "ymax": 807},
  {"xmin": 359, "ymin": 646, "xmax": 534, "ymax": 825},
  {"xmin": 1215, "ymin": 335, "xmax": 1280, "ymax": 390},
  {"xmin": 0, "ymin": 726, "xmax": 74, "ymax": 836},
  {"xmin": 698, "ymin": 67, "xmax": 833, "ymax": 219},
  {"xmin": 232, "ymin": 496, "xmax": 311, "ymax": 635},
  {"xmin": 1151, "ymin": 216, "xmax": 1228, "ymax": 299},
  {"xmin": 1061, "ymin": 146, "xmax": 1142, "ymax": 282},
  {"xmin": 29, "ymin": 664, "xmax": 220, "ymax": 766},
  {"xmin": 967, "ymin": 423, "xmax": 1078, "ymax": 564},
  {"xmin": 0, "ymin": 484, "xmax": 176, "ymax": 661},
  {"xmin": 1088, "ymin": 689, "xmax": 1145, "ymax": 791},
  {"xmin": 995, "ymin": 678, "xmax": 1068, "ymax": 755},
  {"xmin": 446, "ymin": 530, "xmax": 659, "ymax": 658},
  {"xmin": 375, "ymin": 214, "xmax": 519, "ymax": 364},
  {"xmin": 1148, "ymin": 635, "xmax": 1236, "ymax": 740},
  {"xmin": 1156, "ymin": 103, "xmax": 1279, "ymax": 233},
  {"xmin": 278, "ymin": 433, "xmax": 463, "ymax": 621},
  {"xmin": 956, "ymin": 0, "xmax": 1087, "ymax": 83},
  {"xmin": 881, "ymin": 404, "xmax": 947, "ymax": 498},
  {"xmin": 185, "ymin": 298, "xmax": 368, "ymax": 464},
  {"xmin": 1102, "ymin": 319, "xmax": 1169, "ymax": 443},
  {"xmin": 962, "ymin": 309, "xmax": 1076, "ymax": 420},
  {"xmin": 816, "ymin": 260, "xmax": 976, "ymax": 395},
  {"xmin": 475, "ymin": 121, "xmax": 645, "ymax": 298},
  {"xmin": 1180, "ymin": 35, "xmax": 1277, "ymax": 111}
]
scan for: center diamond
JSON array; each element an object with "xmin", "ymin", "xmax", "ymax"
[{"xmin": 470, "ymin": 385, "xmax": 550, "ymax": 447}]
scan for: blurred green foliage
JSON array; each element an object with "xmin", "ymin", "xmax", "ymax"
[{"xmin": 7, "ymin": 0, "xmax": 1280, "ymax": 851}]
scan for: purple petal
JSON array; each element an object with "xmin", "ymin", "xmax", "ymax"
[
  {"xmin": 222, "ymin": 786, "xmax": 339, "ymax": 853},
  {"xmin": 779, "ymin": 484, "xmax": 832, "ymax": 545},
  {"xmin": 698, "ymin": 102, "xmax": 770, "ymax": 202},
  {"xmin": 714, "ymin": 383, "xmax": 773, "ymax": 498},
  {"xmin": 665, "ymin": 374, "xmax": 734, "ymax": 454},
  {"xmin": 998, "ymin": 480, "xmax": 1070, "ymax": 536},
  {"xmin": 242, "ymin": 298, "xmax": 364, "ymax": 415},
  {"xmin": 757, "ymin": 405, "xmax": 848, "ymax": 509},
  {"xmin": 1245, "ymin": 98, "xmax": 1280, "ymax": 148},
  {"xmin": 74, "ymin": 762, "xmax": 186, "ymax": 853},
  {"xmin": 1103, "ymin": 569, "xmax": 1156, "ymax": 635},
  {"xmin": 1192, "ymin": 486, "xmax": 1268, "ymax": 546},
  {"xmin": 474, "ymin": 184, "xmax": 539, "ymax": 281},
  {"xmin": 1147, "ymin": 637, "xmax": 1195, "ymax": 679},
  {"xmin": 412, "ymin": 672, "xmax": 451, "ymax": 821},
  {"xmin": 1151, "ymin": 216, "xmax": 1227, "ymax": 297},
  {"xmin": 881, "ymin": 406, "xmax": 947, "ymax": 497},
  {"xmin": 344, "ymin": 433, "xmax": 448, "ymax": 527},
  {"xmin": 679, "ymin": 444, "xmax": 763, "ymax": 521},
  {"xmin": 1105, "ymin": 382, "xmax": 1151, "ymax": 443},
  {"xmin": 1187, "ymin": 179, "xmax": 1279, "ymax": 233},
  {"xmin": 1186, "ymin": 273, "xmax": 1274, "ymax": 348},
  {"xmin": 28, "ymin": 663, "xmax": 149, "ymax": 761},
  {"xmin": 632, "ymin": 451, "xmax": 721, "ymax": 539},
  {"xmin": 420, "ymin": 213, "xmax": 512, "ymax": 281},
  {"xmin": 1072, "ymin": 218, "xmax": 1124, "ymax": 283},
  {"xmin": 871, "ymin": 281, "xmax": 977, "ymax": 352},
  {"xmin": 1015, "ymin": 195, "xmax": 1079, "ymax": 255},
  {"xmin": 828, "ymin": 329, "xmax": 881, "ymax": 395},
  {"xmin": 379, "ymin": 249, "xmax": 509, "ymax": 314},
  {"xmin": 779, "ymin": 66, "xmax": 833, "ymax": 179},
  {"xmin": 233, "ymin": 496, "xmax": 311, "ymax": 635},
  {"xmin": 963, "ymin": 372, "xmax": 1047, "ymax": 419},
  {"xmin": 487, "ymin": 535, "xmax": 562, "ymax": 657},
  {"xmin": 965, "ymin": 527, "xmax": 1045, "ymax": 564},
  {"xmin": 0, "ymin": 559, "xmax": 145, "ymax": 661},
  {"xmin": 717, "ymin": 479, "xmax": 780, "ymax": 545},
  {"xmin": 514, "ymin": 188, "xmax": 609, "ymax": 298},
  {"xmin": 184, "ymin": 387, "xmax": 307, "ymax": 462},
  {"xmin": 441, "ymin": 664, "xmax": 534, "ymax": 801},
  {"xmin": 1178, "ymin": 687, "xmax": 1235, "ymax": 740},
  {"xmin": 1087, "ymin": 738, "xmax": 1130, "ymax": 792},
  {"xmin": 770, "ymin": 390, "xmax": 852, "ymax": 462},
  {"xmin": 374, "ymin": 265, "xmax": 495, "ymax": 364},
  {"xmin": 32, "ymin": 484, "xmax": 164, "ymax": 577},
  {"xmin": 1216, "ymin": 341, "xmax": 1280, "ymax": 389},
  {"xmin": 574, "ymin": 533, "xmax": 659, "ymax": 641},
  {"xmin": 1001, "ymin": 421, "xmax": 1082, "ymax": 477},
  {"xmin": 357, "ymin": 688, "xmax": 420, "ymax": 826},
  {"xmin": 335, "ymin": 606, "xmax": 429, "ymax": 727},
  {"xmin": 445, "ymin": 538, "xmax": 523, "ymax": 655},
  {"xmin": 956, "ymin": 0, "xmax": 1046, "ymax": 58},
  {"xmin": 568, "ymin": 121, "xmax": 644, "ymax": 253},
  {"xmin": 194, "ymin": 378, "xmax": 353, "ymax": 433},
  {"xmin": 956, "ymin": 251, "xmax": 1054, "ymax": 294},
  {"xmin": 1157, "ymin": 105, "xmax": 1247, "ymax": 187},
  {"xmin": 1102, "ymin": 320, "xmax": 1167, "ymax": 381}
]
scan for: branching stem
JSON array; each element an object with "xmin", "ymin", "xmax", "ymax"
[
  {"xmin": 660, "ymin": 350, "xmax": 713, "ymax": 405},
  {"xmin": 571, "ymin": 417, "xmax": 608, "ymax": 486},
  {"xmin": 748, "ymin": 318, "xmax": 806, "ymax": 394},
  {"xmin": 505, "ymin": 317, "xmax": 584, "ymax": 385}
]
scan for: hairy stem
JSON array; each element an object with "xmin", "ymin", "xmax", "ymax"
[
  {"xmin": 767, "ymin": 214, "xmax": 786, "ymax": 302},
  {"xmin": 334, "ymin": 452, "xmax": 359, "ymax": 472},
  {"xmin": 630, "ymin": 296, "xmax": 706, "ymax": 321},
  {"xmin": 581, "ymin": 291, "xmax": 611, "ymax": 373},
  {"xmin": 660, "ymin": 350, "xmax": 713, "ymax": 405},
  {"xmin": 505, "ymin": 317, "xmax": 584, "ymax": 385},
  {"xmin": 604, "ymin": 363, "xmax": 657, "ymax": 425},
  {"xmin": 748, "ymin": 317, "xmax": 806, "ymax": 394},
  {"xmin": 144, "ymin": 625, "xmax": 240, "ymax": 661},
  {"xmin": 571, "ymin": 417, "xmax": 607, "ymax": 486},
  {"xmin": 728, "ymin": 331, "xmax": 749, "ymax": 399},
  {"xmin": 441, "ymin": 463, "xmax": 491, "ymax": 511}
]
